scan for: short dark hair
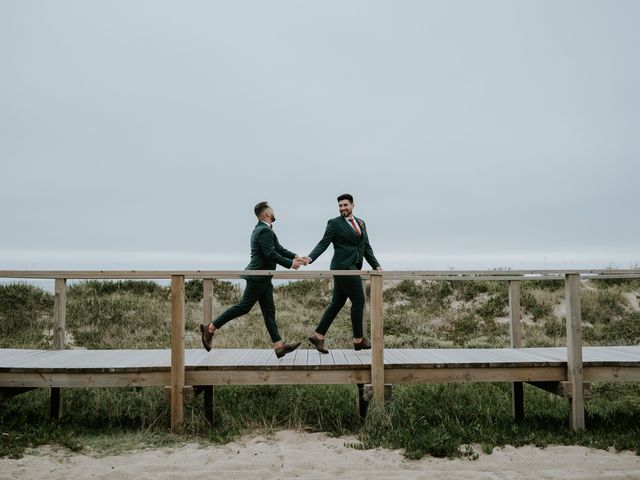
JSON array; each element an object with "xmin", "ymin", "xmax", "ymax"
[
  {"xmin": 337, "ymin": 193, "xmax": 353, "ymax": 203},
  {"xmin": 254, "ymin": 201, "xmax": 270, "ymax": 217}
]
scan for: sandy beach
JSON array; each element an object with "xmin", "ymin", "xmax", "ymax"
[{"xmin": 2, "ymin": 430, "xmax": 639, "ymax": 480}]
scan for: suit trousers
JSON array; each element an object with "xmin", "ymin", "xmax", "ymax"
[
  {"xmin": 315, "ymin": 274, "xmax": 365, "ymax": 338},
  {"xmin": 212, "ymin": 279, "xmax": 281, "ymax": 343}
]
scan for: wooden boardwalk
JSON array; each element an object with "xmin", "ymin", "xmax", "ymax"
[
  {"xmin": 2, "ymin": 268, "xmax": 639, "ymax": 432},
  {"xmin": 2, "ymin": 346, "xmax": 639, "ymax": 388}
]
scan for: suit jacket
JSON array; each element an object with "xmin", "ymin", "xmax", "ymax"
[
  {"xmin": 308, "ymin": 216, "xmax": 380, "ymax": 270},
  {"xmin": 243, "ymin": 222, "xmax": 296, "ymax": 280}
]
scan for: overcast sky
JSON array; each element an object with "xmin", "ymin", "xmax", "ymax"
[{"xmin": 1, "ymin": 1, "xmax": 639, "ymax": 273}]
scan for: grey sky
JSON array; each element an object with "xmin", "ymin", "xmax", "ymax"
[{"xmin": 1, "ymin": 1, "xmax": 639, "ymax": 272}]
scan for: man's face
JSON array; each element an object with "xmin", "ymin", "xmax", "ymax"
[
  {"xmin": 338, "ymin": 200, "xmax": 354, "ymax": 217},
  {"xmin": 266, "ymin": 207, "xmax": 276, "ymax": 223}
]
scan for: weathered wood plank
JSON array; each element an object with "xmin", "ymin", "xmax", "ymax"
[
  {"xmin": 565, "ymin": 273, "xmax": 585, "ymax": 431},
  {"xmin": 170, "ymin": 275, "xmax": 185, "ymax": 433},
  {"xmin": 386, "ymin": 366, "xmax": 567, "ymax": 384},
  {"xmin": 294, "ymin": 348, "xmax": 309, "ymax": 367},
  {"xmin": 370, "ymin": 273, "xmax": 384, "ymax": 403},
  {"xmin": 185, "ymin": 369, "xmax": 371, "ymax": 386}
]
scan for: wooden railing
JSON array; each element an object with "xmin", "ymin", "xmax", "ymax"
[{"xmin": 2, "ymin": 269, "xmax": 639, "ymax": 432}]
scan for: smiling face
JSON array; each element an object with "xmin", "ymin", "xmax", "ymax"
[{"xmin": 338, "ymin": 199, "xmax": 354, "ymax": 218}]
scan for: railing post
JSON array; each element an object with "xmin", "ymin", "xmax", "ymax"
[
  {"xmin": 203, "ymin": 279, "xmax": 214, "ymax": 324},
  {"xmin": 509, "ymin": 280, "xmax": 524, "ymax": 420},
  {"xmin": 171, "ymin": 275, "xmax": 185, "ymax": 433},
  {"xmin": 50, "ymin": 278, "xmax": 66, "ymax": 419},
  {"xmin": 370, "ymin": 272, "xmax": 384, "ymax": 404},
  {"xmin": 565, "ymin": 273, "xmax": 585, "ymax": 431}
]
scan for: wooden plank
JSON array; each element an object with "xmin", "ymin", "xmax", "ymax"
[
  {"xmin": 565, "ymin": 273, "xmax": 585, "ymax": 431},
  {"xmin": 200, "ymin": 349, "xmax": 248, "ymax": 367},
  {"xmin": 234, "ymin": 349, "xmax": 264, "ymax": 366},
  {"xmin": 370, "ymin": 273, "xmax": 384, "ymax": 402},
  {"xmin": 0, "ymin": 371, "xmax": 171, "ymax": 388},
  {"xmin": 319, "ymin": 349, "xmax": 336, "ymax": 367},
  {"xmin": 293, "ymin": 347, "xmax": 309, "ymax": 367},
  {"xmin": 342, "ymin": 349, "xmax": 364, "ymax": 366},
  {"xmin": 306, "ymin": 350, "xmax": 325, "ymax": 368},
  {"xmin": 51, "ymin": 278, "xmax": 66, "ymax": 419},
  {"xmin": 508, "ymin": 280, "xmax": 524, "ymax": 420},
  {"xmin": 185, "ymin": 369, "xmax": 371, "ymax": 386},
  {"xmin": 509, "ymin": 281, "xmax": 522, "ymax": 348},
  {"xmin": 203, "ymin": 279, "xmax": 214, "ymax": 324},
  {"xmin": 2, "ymin": 269, "xmax": 640, "ymax": 281},
  {"xmin": 250, "ymin": 349, "xmax": 275, "ymax": 367},
  {"xmin": 583, "ymin": 366, "xmax": 640, "ymax": 382},
  {"xmin": 386, "ymin": 366, "xmax": 567, "ymax": 384},
  {"xmin": 170, "ymin": 275, "xmax": 185, "ymax": 433},
  {"xmin": 52, "ymin": 279, "xmax": 66, "ymax": 350},
  {"xmin": 332, "ymin": 349, "xmax": 350, "ymax": 367},
  {"xmin": 382, "ymin": 349, "xmax": 405, "ymax": 366}
]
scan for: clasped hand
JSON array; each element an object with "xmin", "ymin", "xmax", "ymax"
[{"xmin": 291, "ymin": 256, "xmax": 312, "ymax": 270}]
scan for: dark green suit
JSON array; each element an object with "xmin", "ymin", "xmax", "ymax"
[
  {"xmin": 308, "ymin": 216, "xmax": 380, "ymax": 338},
  {"xmin": 213, "ymin": 222, "xmax": 296, "ymax": 342}
]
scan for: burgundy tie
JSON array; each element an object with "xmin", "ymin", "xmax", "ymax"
[{"xmin": 348, "ymin": 218, "xmax": 361, "ymax": 236}]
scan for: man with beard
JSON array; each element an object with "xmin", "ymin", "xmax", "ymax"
[
  {"xmin": 200, "ymin": 201, "xmax": 303, "ymax": 358},
  {"xmin": 302, "ymin": 194, "xmax": 382, "ymax": 353}
]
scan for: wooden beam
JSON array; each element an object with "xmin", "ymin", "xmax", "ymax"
[
  {"xmin": 509, "ymin": 280, "xmax": 524, "ymax": 420},
  {"xmin": 370, "ymin": 273, "xmax": 385, "ymax": 404},
  {"xmin": 0, "ymin": 371, "xmax": 171, "ymax": 388},
  {"xmin": 385, "ymin": 366, "xmax": 566, "ymax": 384},
  {"xmin": 171, "ymin": 275, "xmax": 185, "ymax": 433},
  {"xmin": 2, "ymin": 269, "xmax": 639, "ymax": 281},
  {"xmin": 51, "ymin": 278, "xmax": 66, "ymax": 420},
  {"xmin": 584, "ymin": 367, "xmax": 640, "ymax": 382},
  {"xmin": 203, "ymin": 279, "xmax": 214, "ymax": 325},
  {"xmin": 185, "ymin": 369, "xmax": 371, "ymax": 386},
  {"xmin": 565, "ymin": 273, "xmax": 585, "ymax": 431}
]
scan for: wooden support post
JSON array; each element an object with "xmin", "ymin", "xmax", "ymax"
[
  {"xmin": 203, "ymin": 385, "xmax": 214, "ymax": 424},
  {"xmin": 201, "ymin": 279, "xmax": 215, "ymax": 424},
  {"xmin": 509, "ymin": 280, "xmax": 524, "ymax": 420},
  {"xmin": 171, "ymin": 275, "xmax": 186, "ymax": 433},
  {"xmin": 362, "ymin": 279, "xmax": 370, "ymax": 339},
  {"xmin": 370, "ymin": 273, "xmax": 384, "ymax": 405},
  {"xmin": 565, "ymin": 273, "xmax": 585, "ymax": 431},
  {"xmin": 203, "ymin": 279, "xmax": 214, "ymax": 325},
  {"xmin": 50, "ymin": 278, "xmax": 66, "ymax": 419},
  {"xmin": 356, "ymin": 383, "xmax": 368, "ymax": 418}
]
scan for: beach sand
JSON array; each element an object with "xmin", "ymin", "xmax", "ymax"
[{"xmin": 2, "ymin": 430, "xmax": 639, "ymax": 480}]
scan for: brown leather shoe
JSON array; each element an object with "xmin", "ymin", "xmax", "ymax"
[
  {"xmin": 308, "ymin": 335, "xmax": 329, "ymax": 354},
  {"xmin": 275, "ymin": 341, "xmax": 301, "ymax": 359},
  {"xmin": 354, "ymin": 337, "xmax": 371, "ymax": 351},
  {"xmin": 200, "ymin": 323, "xmax": 214, "ymax": 352}
]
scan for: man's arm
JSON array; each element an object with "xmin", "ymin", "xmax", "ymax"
[
  {"xmin": 258, "ymin": 229, "xmax": 294, "ymax": 269},
  {"xmin": 274, "ymin": 235, "xmax": 296, "ymax": 259},
  {"xmin": 362, "ymin": 222, "xmax": 381, "ymax": 269},
  {"xmin": 307, "ymin": 219, "xmax": 337, "ymax": 263}
]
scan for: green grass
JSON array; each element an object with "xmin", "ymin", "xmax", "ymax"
[{"xmin": 1, "ymin": 278, "xmax": 639, "ymax": 459}]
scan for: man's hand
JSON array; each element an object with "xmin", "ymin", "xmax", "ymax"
[
  {"xmin": 376, "ymin": 266, "xmax": 383, "ymax": 271},
  {"xmin": 300, "ymin": 256, "xmax": 312, "ymax": 266},
  {"xmin": 291, "ymin": 257, "xmax": 304, "ymax": 270}
]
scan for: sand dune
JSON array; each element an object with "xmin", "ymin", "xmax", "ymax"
[{"xmin": 2, "ymin": 430, "xmax": 639, "ymax": 480}]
